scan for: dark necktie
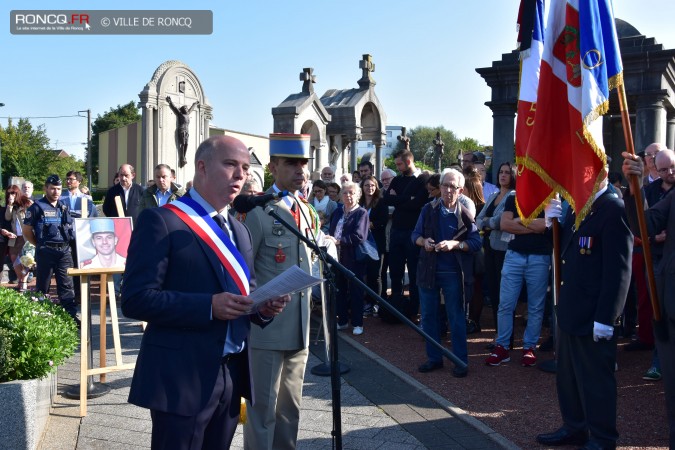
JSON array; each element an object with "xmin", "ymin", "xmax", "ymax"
[{"xmin": 213, "ymin": 214, "xmax": 232, "ymax": 241}]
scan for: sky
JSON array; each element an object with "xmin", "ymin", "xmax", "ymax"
[{"xmin": 2, "ymin": 1, "xmax": 674, "ymax": 162}]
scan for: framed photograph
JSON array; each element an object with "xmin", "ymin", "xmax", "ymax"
[{"xmin": 74, "ymin": 217, "xmax": 133, "ymax": 270}]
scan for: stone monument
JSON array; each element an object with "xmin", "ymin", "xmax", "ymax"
[
  {"xmin": 138, "ymin": 60, "xmax": 212, "ymax": 184},
  {"xmin": 433, "ymin": 131, "xmax": 444, "ymax": 173}
]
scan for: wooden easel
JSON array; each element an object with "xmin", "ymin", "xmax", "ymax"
[
  {"xmin": 67, "ymin": 266, "xmax": 133, "ymax": 417},
  {"xmin": 67, "ymin": 197, "xmax": 135, "ymax": 416}
]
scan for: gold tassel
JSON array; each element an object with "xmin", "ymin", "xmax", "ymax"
[{"xmin": 239, "ymin": 398, "xmax": 247, "ymax": 424}]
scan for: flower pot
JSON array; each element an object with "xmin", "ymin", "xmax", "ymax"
[{"xmin": 0, "ymin": 370, "xmax": 57, "ymax": 450}]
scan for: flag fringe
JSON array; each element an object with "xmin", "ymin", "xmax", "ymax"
[{"xmin": 515, "ymin": 153, "xmax": 607, "ymax": 228}]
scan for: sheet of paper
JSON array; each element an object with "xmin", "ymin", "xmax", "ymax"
[{"xmin": 249, "ymin": 265, "xmax": 324, "ymax": 306}]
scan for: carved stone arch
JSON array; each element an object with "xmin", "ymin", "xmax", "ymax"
[
  {"xmin": 300, "ymin": 120, "xmax": 322, "ymax": 169},
  {"xmin": 138, "ymin": 60, "xmax": 212, "ymax": 185}
]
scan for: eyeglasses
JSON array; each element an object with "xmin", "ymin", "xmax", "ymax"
[
  {"xmin": 440, "ymin": 183, "xmax": 460, "ymax": 191},
  {"xmin": 66, "ymin": 177, "xmax": 77, "ymax": 181},
  {"xmin": 645, "ymin": 153, "xmax": 660, "ymax": 159},
  {"xmin": 657, "ymin": 166, "xmax": 675, "ymax": 175}
]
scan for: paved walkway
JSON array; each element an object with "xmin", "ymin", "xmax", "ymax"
[{"xmin": 38, "ymin": 301, "xmax": 517, "ymax": 450}]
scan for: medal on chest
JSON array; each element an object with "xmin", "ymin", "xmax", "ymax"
[{"xmin": 275, "ymin": 243, "xmax": 286, "ymax": 263}]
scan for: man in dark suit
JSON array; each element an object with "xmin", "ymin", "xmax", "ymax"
[
  {"xmin": 122, "ymin": 135, "xmax": 288, "ymax": 450},
  {"xmin": 623, "ymin": 151, "xmax": 675, "ymax": 448},
  {"xmin": 102, "ymin": 163, "xmax": 144, "ymax": 223},
  {"xmin": 537, "ymin": 179, "xmax": 632, "ymax": 450}
]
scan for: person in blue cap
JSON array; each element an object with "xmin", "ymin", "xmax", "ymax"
[
  {"xmin": 80, "ymin": 219, "xmax": 126, "ymax": 269},
  {"xmin": 22, "ymin": 174, "xmax": 79, "ymax": 325},
  {"xmin": 241, "ymin": 133, "xmax": 318, "ymax": 450}
]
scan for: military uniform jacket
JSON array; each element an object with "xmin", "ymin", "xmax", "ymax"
[
  {"xmin": 242, "ymin": 190, "xmax": 313, "ymax": 351},
  {"xmin": 557, "ymin": 191, "xmax": 633, "ymax": 336}
]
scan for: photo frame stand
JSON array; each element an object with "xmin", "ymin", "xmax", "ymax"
[{"xmin": 67, "ymin": 267, "xmax": 134, "ymax": 417}]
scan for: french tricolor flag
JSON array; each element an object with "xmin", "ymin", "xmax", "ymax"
[{"xmin": 515, "ymin": 0, "xmax": 623, "ymax": 227}]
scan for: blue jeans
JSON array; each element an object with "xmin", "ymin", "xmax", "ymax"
[
  {"xmin": 418, "ymin": 272, "xmax": 467, "ymax": 364},
  {"xmin": 496, "ymin": 250, "xmax": 550, "ymax": 350}
]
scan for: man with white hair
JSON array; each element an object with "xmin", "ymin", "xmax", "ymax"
[
  {"xmin": 643, "ymin": 142, "xmax": 666, "ymax": 186},
  {"xmin": 22, "ymin": 180, "xmax": 37, "ymax": 201},
  {"xmin": 320, "ymin": 166, "xmax": 334, "ymax": 183},
  {"xmin": 380, "ymin": 168, "xmax": 396, "ymax": 190}
]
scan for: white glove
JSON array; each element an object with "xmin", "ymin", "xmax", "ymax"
[
  {"xmin": 544, "ymin": 197, "xmax": 563, "ymax": 227},
  {"xmin": 593, "ymin": 322, "xmax": 614, "ymax": 342}
]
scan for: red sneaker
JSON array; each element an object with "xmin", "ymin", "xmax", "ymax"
[
  {"xmin": 521, "ymin": 348, "xmax": 537, "ymax": 367},
  {"xmin": 485, "ymin": 345, "xmax": 510, "ymax": 366}
]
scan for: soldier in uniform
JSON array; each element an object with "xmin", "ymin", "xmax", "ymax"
[
  {"xmin": 241, "ymin": 134, "xmax": 319, "ymax": 450},
  {"xmin": 22, "ymin": 175, "xmax": 78, "ymax": 324}
]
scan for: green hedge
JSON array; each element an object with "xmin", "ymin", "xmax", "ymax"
[{"xmin": 0, "ymin": 289, "xmax": 79, "ymax": 382}]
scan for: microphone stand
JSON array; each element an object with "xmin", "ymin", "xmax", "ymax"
[{"xmin": 263, "ymin": 204, "xmax": 467, "ymax": 450}]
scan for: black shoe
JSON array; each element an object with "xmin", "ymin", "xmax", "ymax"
[
  {"xmin": 623, "ymin": 340, "xmax": 654, "ymax": 351},
  {"xmin": 418, "ymin": 360, "xmax": 443, "ymax": 373},
  {"xmin": 452, "ymin": 366, "xmax": 468, "ymax": 378},
  {"xmin": 485, "ymin": 342, "xmax": 496, "ymax": 351},
  {"xmin": 466, "ymin": 319, "xmax": 481, "ymax": 334},
  {"xmin": 539, "ymin": 335, "xmax": 554, "ymax": 352},
  {"xmin": 577, "ymin": 440, "xmax": 616, "ymax": 450},
  {"xmin": 536, "ymin": 427, "xmax": 588, "ymax": 446}
]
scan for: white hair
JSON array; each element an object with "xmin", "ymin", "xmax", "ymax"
[{"xmin": 441, "ymin": 168, "xmax": 465, "ymax": 187}]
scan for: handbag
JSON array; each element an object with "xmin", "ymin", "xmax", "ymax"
[{"xmin": 355, "ymin": 231, "xmax": 379, "ymax": 262}]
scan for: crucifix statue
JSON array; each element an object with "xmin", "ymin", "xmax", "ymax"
[
  {"xmin": 433, "ymin": 131, "xmax": 444, "ymax": 173},
  {"xmin": 397, "ymin": 127, "xmax": 410, "ymax": 151},
  {"xmin": 166, "ymin": 96, "xmax": 200, "ymax": 167},
  {"xmin": 300, "ymin": 67, "xmax": 316, "ymax": 95}
]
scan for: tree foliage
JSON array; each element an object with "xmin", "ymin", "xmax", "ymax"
[
  {"xmin": 48, "ymin": 154, "xmax": 86, "ymax": 185},
  {"xmin": 397, "ymin": 126, "xmax": 486, "ymax": 172},
  {"xmin": 90, "ymin": 101, "xmax": 141, "ymax": 185},
  {"xmin": 0, "ymin": 118, "xmax": 56, "ymax": 185}
]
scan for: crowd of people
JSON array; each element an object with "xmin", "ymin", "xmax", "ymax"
[{"xmin": 4, "ymin": 134, "xmax": 673, "ymax": 449}]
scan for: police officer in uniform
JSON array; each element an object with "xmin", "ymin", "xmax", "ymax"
[{"xmin": 22, "ymin": 175, "xmax": 79, "ymax": 324}]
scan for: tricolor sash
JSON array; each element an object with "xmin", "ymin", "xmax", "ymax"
[{"xmin": 164, "ymin": 197, "xmax": 250, "ymax": 295}]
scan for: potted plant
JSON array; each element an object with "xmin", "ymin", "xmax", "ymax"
[{"xmin": 0, "ymin": 288, "xmax": 79, "ymax": 450}]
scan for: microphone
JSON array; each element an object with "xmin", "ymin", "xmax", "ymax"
[{"xmin": 232, "ymin": 191, "xmax": 289, "ymax": 213}]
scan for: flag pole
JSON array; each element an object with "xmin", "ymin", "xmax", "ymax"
[{"xmin": 616, "ymin": 85, "xmax": 661, "ymax": 322}]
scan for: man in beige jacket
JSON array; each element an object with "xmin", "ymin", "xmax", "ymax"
[{"xmin": 242, "ymin": 134, "xmax": 316, "ymax": 450}]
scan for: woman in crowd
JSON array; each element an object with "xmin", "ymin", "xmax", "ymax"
[
  {"xmin": 463, "ymin": 168, "xmax": 486, "ymax": 334},
  {"xmin": 475, "ymin": 162, "xmax": 516, "ymax": 341},
  {"xmin": 360, "ymin": 175, "xmax": 389, "ymax": 316},
  {"xmin": 327, "ymin": 181, "xmax": 370, "ymax": 335},
  {"xmin": 2, "ymin": 185, "xmax": 34, "ymax": 291},
  {"xmin": 412, "ymin": 169, "xmax": 481, "ymax": 377},
  {"xmin": 310, "ymin": 180, "xmax": 338, "ymax": 232},
  {"xmin": 426, "ymin": 173, "xmax": 441, "ymax": 201},
  {"xmin": 327, "ymin": 182, "xmax": 341, "ymax": 203}
]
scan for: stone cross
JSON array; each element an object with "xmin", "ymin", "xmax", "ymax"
[
  {"xmin": 397, "ymin": 127, "xmax": 410, "ymax": 151},
  {"xmin": 300, "ymin": 67, "xmax": 316, "ymax": 95},
  {"xmin": 433, "ymin": 132, "xmax": 444, "ymax": 173},
  {"xmin": 358, "ymin": 54, "xmax": 376, "ymax": 88}
]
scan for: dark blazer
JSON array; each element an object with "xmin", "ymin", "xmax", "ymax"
[
  {"xmin": 328, "ymin": 206, "xmax": 369, "ymax": 268},
  {"xmin": 557, "ymin": 191, "xmax": 633, "ymax": 336},
  {"xmin": 625, "ymin": 189, "xmax": 675, "ymax": 324},
  {"xmin": 364, "ymin": 199, "xmax": 389, "ymax": 255},
  {"xmin": 121, "ymin": 197, "xmax": 264, "ymax": 417},
  {"xmin": 102, "ymin": 183, "xmax": 144, "ymax": 223}
]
